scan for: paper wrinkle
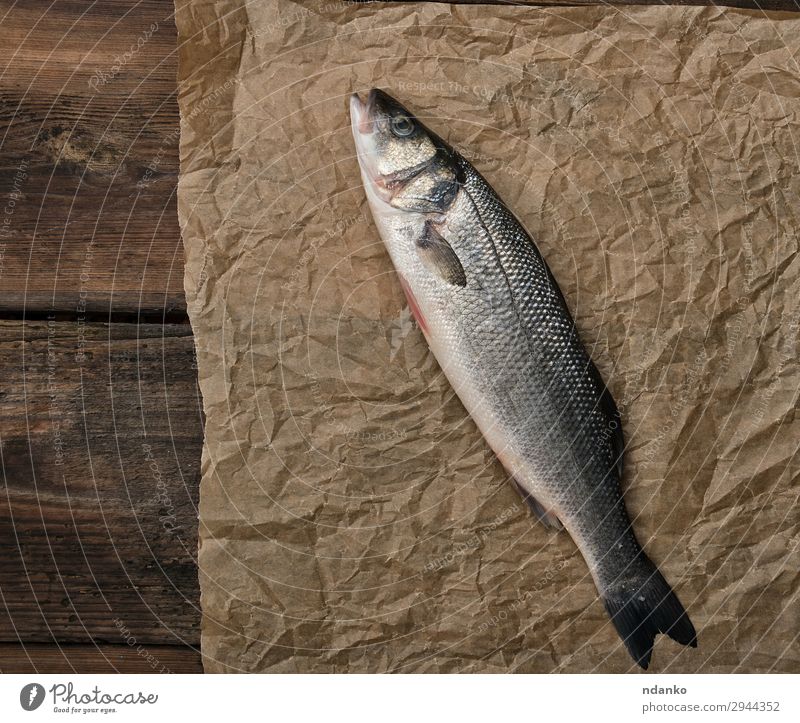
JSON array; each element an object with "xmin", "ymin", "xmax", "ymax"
[{"xmin": 176, "ymin": 0, "xmax": 800, "ymax": 672}]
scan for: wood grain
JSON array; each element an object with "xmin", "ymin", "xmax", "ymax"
[
  {"xmin": 0, "ymin": 0, "xmax": 184, "ymax": 316},
  {"xmin": 0, "ymin": 642, "xmax": 202, "ymax": 673},
  {"xmin": 0, "ymin": 320, "xmax": 202, "ymax": 646},
  {"xmin": 1, "ymin": 0, "xmax": 795, "ymax": 675}
]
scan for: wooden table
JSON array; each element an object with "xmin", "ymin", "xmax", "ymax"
[
  {"xmin": 1, "ymin": 0, "xmax": 795, "ymax": 674},
  {"xmin": 1, "ymin": 0, "xmax": 201, "ymax": 673}
]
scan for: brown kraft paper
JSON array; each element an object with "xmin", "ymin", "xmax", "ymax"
[{"xmin": 175, "ymin": 0, "xmax": 800, "ymax": 672}]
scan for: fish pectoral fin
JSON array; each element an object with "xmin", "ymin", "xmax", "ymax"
[
  {"xmin": 511, "ymin": 479, "xmax": 564, "ymax": 531},
  {"xmin": 416, "ymin": 221, "xmax": 467, "ymax": 287}
]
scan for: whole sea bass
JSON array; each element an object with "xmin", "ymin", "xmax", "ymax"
[{"xmin": 350, "ymin": 89, "xmax": 697, "ymax": 669}]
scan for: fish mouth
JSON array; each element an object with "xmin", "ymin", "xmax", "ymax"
[
  {"xmin": 350, "ymin": 90, "xmax": 392, "ymax": 202},
  {"xmin": 350, "ymin": 90, "xmax": 377, "ymax": 136}
]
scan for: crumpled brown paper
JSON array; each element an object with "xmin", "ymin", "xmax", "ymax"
[{"xmin": 175, "ymin": 0, "xmax": 800, "ymax": 672}]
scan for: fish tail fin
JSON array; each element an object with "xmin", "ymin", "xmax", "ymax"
[{"xmin": 602, "ymin": 557, "xmax": 697, "ymax": 670}]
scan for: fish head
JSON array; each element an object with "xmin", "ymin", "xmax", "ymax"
[{"xmin": 350, "ymin": 89, "xmax": 461, "ymax": 215}]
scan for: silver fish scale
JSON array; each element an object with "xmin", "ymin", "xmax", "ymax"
[
  {"xmin": 354, "ymin": 90, "xmax": 696, "ymax": 665},
  {"xmin": 424, "ymin": 157, "xmax": 641, "ymax": 583}
]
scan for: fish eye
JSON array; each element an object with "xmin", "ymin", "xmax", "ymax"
[{"xmin": 390, "ymin": 114, "xmax": 415, "ymax": 137}]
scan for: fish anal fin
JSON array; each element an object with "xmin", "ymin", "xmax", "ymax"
[
  {"xmin": 416, "ymin": 221, "xmax": 466, "ymax": 287},
  {"xmin": 511, "ymin": 479, "xmax": 563, "ymax": 531}
]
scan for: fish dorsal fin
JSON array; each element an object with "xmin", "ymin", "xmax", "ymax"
[
  {"xmin": 511, "ymin": 479, "xmax": 564, "ymax": 531},
  {"xmin": 416, "ymin": 221, "xmax": 466, "ymax": 287}
]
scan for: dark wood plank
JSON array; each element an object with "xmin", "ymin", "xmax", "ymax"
[
  {"xmin": 0, "ymin": 0, "xmax": 183, "ymax": 316},
  {"xmin": 0, "ymin": 320, "xmax": 202, "ymax": 645},
  {"xmin": 0, "ymin": 642, "xmax": 202, "ymax": 673},
  {"xmin": 0, "ymin": 0, "xmax": 794, "ymax": 676}
]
